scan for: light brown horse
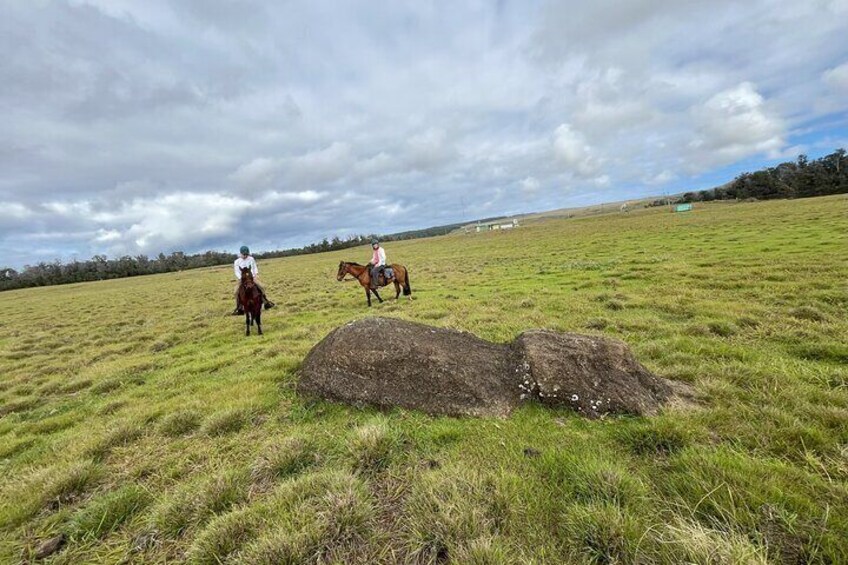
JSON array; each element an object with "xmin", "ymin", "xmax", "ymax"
[{"xmin": 337, "ymin": 261, "xmax": 412, "ymax": 307}]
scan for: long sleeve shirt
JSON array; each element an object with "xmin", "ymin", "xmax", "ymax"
[
  {"xmin": 371, "ymin": 247, "xmax": 386, "ymax": 266},
  {"xmin": 234, "ymin": 256, "xmax": 258, "ymax": 280}
]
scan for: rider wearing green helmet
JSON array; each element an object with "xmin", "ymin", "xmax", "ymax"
[{"xmin": 232, "ymin": 245, "xmax": 275, "ymax": 315}]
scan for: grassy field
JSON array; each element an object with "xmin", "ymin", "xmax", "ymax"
[{"xmin": 1, "ymin": 195, "xmax": 846, "ymax": 564}]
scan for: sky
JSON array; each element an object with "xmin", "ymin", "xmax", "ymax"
[{"xmin": 2, "ymin": 0, "xmax": 847, "ymax": 268}]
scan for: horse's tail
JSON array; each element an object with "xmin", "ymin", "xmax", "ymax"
[{"xmin": 403, "ymin": 267, "xmax": 412, "ymax": 295}]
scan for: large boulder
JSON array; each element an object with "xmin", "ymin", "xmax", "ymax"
[
  {"xmin": 298, "ymin": 317, "xmax": 522, "ymax": 417},
  {"xmin": 514, "ymin": 330, "xmax": 671, "ymax": 417},
  {"xmin": 298, "ymin": 317, "xmax": 681, "ymax": 418}
]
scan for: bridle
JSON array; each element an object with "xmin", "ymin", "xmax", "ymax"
[
  {"xmin": 338, "ymin": 262, "xmax": 367, "ymax": 283},
  {"xmin": 240, "ymin": 269, "xmax": 256, "ymax": 289}
]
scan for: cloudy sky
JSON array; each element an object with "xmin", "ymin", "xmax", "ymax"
[{"xmin": 2, "ymin": 0, "xmax": 847, "ymax": 268}]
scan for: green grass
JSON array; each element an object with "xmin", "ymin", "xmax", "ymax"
[{"xmin": 1, "ymin": 195, "xmax": 846, "ymax": 563}]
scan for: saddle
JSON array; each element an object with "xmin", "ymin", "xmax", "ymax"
[{"xmin": 372, "ymin": 265, "xmax": 394, "ymax": 286}]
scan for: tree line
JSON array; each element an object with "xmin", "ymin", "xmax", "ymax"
[
  {"xmin": 0, "ymin": 221, "xmax": 476, "ymax": 292},
  {"xmin": 681, "ymin": 149, "xmax": 846, "ymax": 203}
]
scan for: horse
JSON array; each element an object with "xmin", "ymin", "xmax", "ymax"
[
  {"xmin": 237, "ymin": 266, "xmax": 263, "ymax": 335},
  {"xmin": 337, "ymin": 261, "xmax": 412, "ymax": 307}
]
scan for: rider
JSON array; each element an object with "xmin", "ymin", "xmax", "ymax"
[
  {"xmin": 369, "ymin": 239, "xmax": 387, "ymax": 291},
  {"xmin": 232, "ymin": 245, "xmax": 275, "ymax": 315}
]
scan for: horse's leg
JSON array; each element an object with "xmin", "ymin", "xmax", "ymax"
[
  {"xmin": 256, "ymin": 308, "xmax": 262, "ymax": 335},
  {"xmin": 373, "ymin": 288, "xmax": 383, "ymax": 303},
  {"xmin": 365, "ymin": 288, "xmax": 372, "ymax": 307},
  {"xmin": 394, "ymin": 280, "xmax": 401, "ymax": 299},
  {"xmin": 245, "ymin": 311, "xmax": 250, "ymax": 336}
]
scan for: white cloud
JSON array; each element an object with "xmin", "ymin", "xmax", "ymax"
[
  {"xmin": 648, "ymin": 170, "xmax": 676, "ymax": 185},
  {"xmin": 229, "ymin": 157, "xmax": 283, "ymax": 189},
  {"xmin": 265, "ymin": 190, "xmax": 324, "ymax": 204},
  {"xmin": 823, "ymin": 62, "xmax": 848, "ymax": 91},
  {"xmin": 689, "ymin": 82, "xmax": 785, "ymax": 166},
  {"xmin": 84, "ymin": 192, "xmax": 252, "ymax": 254},
  {"xmin": 520, "ymin": 176, "xmax": 541, "ymax": 194},
  {"xmin": 4, "ymin": 202, "xmax": 32, "ymax": 219},
  {"xmin": 552, "ymin": 124, "xmax": 602, "ymax": 177},
  {"xmin": 353, "ymin": 152, "xmax": 398, "ymax": 178},
  {"xmin": 287, "ymin": 142, "xmax": 354, "ymax": 185},
  {"xmin": 94, "ymin": 228, "xmax": 121, "ymax": 242}
]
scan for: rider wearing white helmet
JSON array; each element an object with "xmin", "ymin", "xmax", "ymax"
[{"xmin": 232, "ymin": 245, "xmax": 275, "ymax": 315}]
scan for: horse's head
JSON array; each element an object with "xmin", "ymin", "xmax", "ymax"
[
  {"xmin": 240, "ymin": 266, "xmax": 254, "ymax": 286},
  {"xmin": 336, "ymin": 261, "xmax": 347, "ymax": 281}
]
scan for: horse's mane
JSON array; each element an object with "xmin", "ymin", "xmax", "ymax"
[{"xmin": 344, "ymin": 261, "xmax": 365, "ymax": 267}]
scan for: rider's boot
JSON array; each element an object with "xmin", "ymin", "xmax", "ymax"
[
  {"xmin": 231, "ymin": 297, "xmax": 244, "ymax": 315},
  {"xmin": 261, "ymin": 290, "xmax": 275, "ymax": 310}
]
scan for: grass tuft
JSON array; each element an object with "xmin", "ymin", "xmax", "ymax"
[
  {"xmin": 67, "ymin": 484, "xmax": 150, "ymax": 540},
  {"xmin": 403, "ymin": 466, "xmax": 519, "ymax": 564},
  {"xmin": 789, "ymin": 305, "xmax": 828, "ymax": 322},
  {"xmin": 85, "ymin": 422, "xmax": 143, "ymax": 460},
  {"xmin": 251, "ymin": 436, "xmax": 317, "ymax": 486},
  {"xmin": 201, "ymin": 407, "xmax": 254, "ymax": 436},
  {"xmin": 348, "ymin": 418, "xmax": 400, "ymax": 472},
  {"xmin": 585, "ymin": 318, "xmax": 609, "ymax": 330},
  {"xmin": 188, "ymin": 470, "xmax": 374, "ymax": 564},
  {"xmin": 157, "ymin": 409, "xmax": 202, "ymax": 437},
  {"xmin": 615, "ymin": 419, "xmax": 692, "ymax": 456},
  {"xmin": 152, "ymin": 468, "xmax": 250, "ymax": 537},
  {"xmin": 42, "ymin": 460, "xmax": 102, "ymax": 509},
  {"xmin": 707, "ymin": 320, "xmax": 738, "ymax": 337}
]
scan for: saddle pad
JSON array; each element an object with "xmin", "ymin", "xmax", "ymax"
[{"xmin": 384, "ymin": 267, "xmax": 394, "ymax": 279}]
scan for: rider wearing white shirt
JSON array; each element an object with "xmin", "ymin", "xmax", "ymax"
[{"xmin": 232, "ymin": 245, "xmax": 274, "ymax": 315}]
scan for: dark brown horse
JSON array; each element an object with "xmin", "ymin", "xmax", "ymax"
[
  {"xmin": 337, "ymin": 261, "xmax": 412, "ymax": 307},
  {"xmin": 238, "ymin": 267, "xmax": 263, "ymax": 335}
]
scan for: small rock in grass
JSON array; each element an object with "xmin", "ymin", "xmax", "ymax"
[{"xmin": 35, "ymin": 533, "xmax": 66, "ymax": 560}]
